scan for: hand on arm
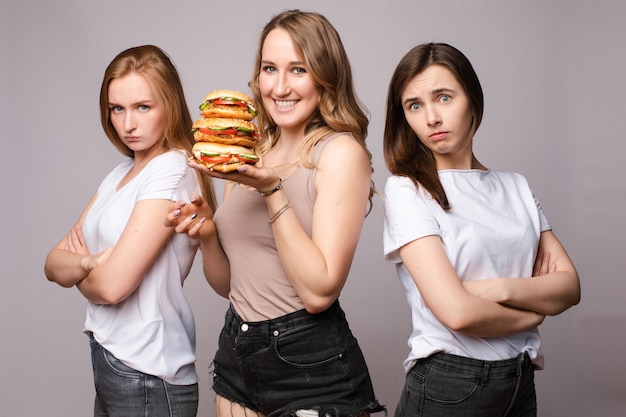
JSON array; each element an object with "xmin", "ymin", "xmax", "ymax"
[
  {"xmin": 462, "ymin": 230, "xmax": 581, "ymax": 316},
  {"xmin": 400, "ymin": 235, "xmax": 545, "ymax": 337},
  {"xmin": 74, "ymin": 199, "xmax": 176, "ymax": 304},
  {"xmin": 45, "ymin": 193, "xmax": 112, "ymax": 288},
  {"xmin": 187, "ymin": 136, "xmax": 372, "ymax": 313},
  {"xmin": 166, "ymin": 194, "xmax": 231, "ymax": 298}
]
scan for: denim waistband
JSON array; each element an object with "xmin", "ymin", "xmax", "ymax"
[
  {"xmin": 424, "ymin": 351, "xmax": 532, "ymax": 381},
  {"xmin": 224, "ymin": 300, "xmax": 345, "ymax": 338}
]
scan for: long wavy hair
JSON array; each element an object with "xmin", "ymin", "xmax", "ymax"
[
  {"xmin": 383, "ymin": 42, "xmax": 484, "ymax": 210},
  {"xmin": 99, "ymin": 45, "xmax": 217, "ymax": 211},
  {"xmin": 249, "ymin": 10, "xmax": 375, "ymax": 212}
]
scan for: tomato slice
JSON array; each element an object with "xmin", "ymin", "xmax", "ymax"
[
  {"xmin": 211, "ymin": 99, "xmax": 246, "ymax": 106},
  {"xmin": 199, "ymin": 127, "xmax": 238, "ymax": 136},
  {"xmin": 235, "ymin": 154, "xmax": 259, "ymax": 163},
  {"xmin": 200, "ymin": 155, "xmax": 232, "ymax": 164}
]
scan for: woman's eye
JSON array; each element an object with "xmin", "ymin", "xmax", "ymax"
[
  {"xmin": 440, "ymin": 94, "xmax": 451, "ymax": 103},
  {"xmin": 409, "ymin": 103, "xmax": 421, "ymax": 111},
  {"xmin": 139, "ymin": 104, "xmax": 150, "ymax": 111},
  {"xmin": 111, "ymin": 106, "xmax": 123, "ymax": 113},
  {"xmin": 292, "ymin": 67, "xmax": 306, "ymax": 75},
  {"xmin": 262, "ymin": 65, "xmax": 276, "ymax": 73}
]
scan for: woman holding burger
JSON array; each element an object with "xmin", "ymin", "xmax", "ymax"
[
  {"xmin": 167, "ymin": 9, "xmax": 385, "ymax": 417},
  {"xmin": 45, "ymin": 45, "xmax": 216, "ymax": 416}
]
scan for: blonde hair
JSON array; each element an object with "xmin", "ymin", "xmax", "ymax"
[
  {"xmin": 249, "ymin": 10, "xmax": 375, "ymax": 211},
  {"xmin": 99, "ymin": 45, "xmax": 217, "ymax": 211}
]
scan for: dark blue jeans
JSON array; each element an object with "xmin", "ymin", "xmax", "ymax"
[
  {"xmin": 395, "ymin": 351, "xmax": 536, "ymax": 417},
  {"xmin": 212, "ymin": 301, "xmax": 385, "ymax": 417},
  {"xmin": 88, "ymin": 334, "xmax": 198, "ymax": 417}
]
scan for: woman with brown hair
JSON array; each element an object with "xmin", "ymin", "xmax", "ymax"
[{"xmin": 383, "ymin": 42, "xmax": 580, "ymax": 417}]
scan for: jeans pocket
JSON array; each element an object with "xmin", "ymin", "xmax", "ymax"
[
  {"xmin": 423, "ymin": 363, "xmax": 480, "ymax": 404},
  {"xmin": 102, "ymin": 348, "xmax": 142, "ymax": 378},
  {"xmin": 273, "ymin": 321, "xmax": 343, "ymax": 368}
]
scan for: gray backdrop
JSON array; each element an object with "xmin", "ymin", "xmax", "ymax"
[{"xmin": 2, "ymin": 1, "xmax": 625, "ymax": 416}]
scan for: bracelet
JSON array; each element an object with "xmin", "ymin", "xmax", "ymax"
[
  {"xmin": 257, "ymin": 178, "xmax": 283, "ymax": 197},
  {"xmin": 268, "ymin": 202, "xmax": 292, "ymax": 223}
]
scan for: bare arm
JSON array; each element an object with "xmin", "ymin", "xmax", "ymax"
[
  {"xmin": 463, "ymin": 230, "xmax": 580, "ymax": 316},
  {"xmin": 400, "ymin": 235, "xmax": 545, "ymax": 337},
  {"xmin": 269, "ymin": 136, "xmax": 372, "ymax": 313},
  {"xmin": 74, "ymin": 199, "xmax": 176, "ymax": 304},
  {"xmin": 166, "ymin": 195, "xmax": 231, "ymax": 298},
  {"xmin": 44, "ymin": 192, "xmax": 111, "ymax": 287},
  {"xmin": 189, "ymin": 135, "xmax": 372, "ymax": 313}
]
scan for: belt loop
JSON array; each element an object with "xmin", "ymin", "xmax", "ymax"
[
  {"xmin": 517, "ymin": 352, "xmax": 526, "ymax": 376},
  {"xmin": 481, "ymin": 361, "xmax": 491, "ymax": 386}
]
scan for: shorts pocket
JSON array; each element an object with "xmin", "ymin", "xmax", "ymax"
[{"xmin": 273, "ymin": 321, "xmax": 343, "ymax": 368}]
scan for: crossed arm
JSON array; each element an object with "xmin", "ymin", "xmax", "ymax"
[
  {"xmin": 399, "ymin": 230, "xmax": 580, "ymax": 337},
  {"xmin": 45, "ymin": 194, "xmax": 177, "ymax": 304},
  {"xmin": 462, "ymin": 230, "xmax": 581, "ymax": 316}
]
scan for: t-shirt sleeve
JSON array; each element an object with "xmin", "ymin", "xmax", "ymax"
[
  {"xmin": 137, "ymin": 151, "xmax": 193, "ymax": 202},
  {"xmin": 515, "ymin": 172, "xmax": 552, "ymax": 233},
  {"xmin": 534, "ymin": 194, "xmax": 552, "ymax": 232},
  {"xmin": 383, "ymin": 176, "xmax": 441, "ymax": 264}
]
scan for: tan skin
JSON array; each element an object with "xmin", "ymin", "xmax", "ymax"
[
  {"xmin": 166, "ymin": 28, "xmax": 373, "ymax": 417},
  {"xmin": 397, "ymin": 65, "xmax": 580, "ymax": 337}
]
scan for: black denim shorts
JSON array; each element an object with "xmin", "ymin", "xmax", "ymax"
[{"xmin": 212, "ymin": 301, "xmax": 385, "ymax": 417}]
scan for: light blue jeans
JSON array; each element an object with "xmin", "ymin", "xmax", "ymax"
[
  {"xmin": 88, "ymin": 334, "xmax": 198, "ymax": 417},
  {"xmin": 394, "ymin": 352, "xmax": 536, "ymax": 417}
]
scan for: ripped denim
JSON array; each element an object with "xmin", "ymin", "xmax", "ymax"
[{"xmin": 211, "ymin": 301, "xmax": 385, "ymax": 417}]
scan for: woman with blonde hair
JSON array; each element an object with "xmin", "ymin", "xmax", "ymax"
[
  {"xmin": 167, "ymin": 10, "xmax": 384, "ymax": 417},
  {"xmin": 45, "ymin": 44, "xmax": 216, "ymax": 417}
]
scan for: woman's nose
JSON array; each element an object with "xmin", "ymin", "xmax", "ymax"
[{"xmin": 426, "ymin": 107, "xmax": 441, "ymax": 127}]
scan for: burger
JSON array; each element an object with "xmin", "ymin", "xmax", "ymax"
[
  {"xmin": 191, "ymin": 117, "xmax": 260, "ymax": 172},
  {"xmin": 192, "ymin": 117, "xmax": 259, "ymax": 148},
  {"xmin": 192, "ymin": 142, "xmax": 259, "ymax": 173},
  {"xmin": 199, "ymin": 90, "xmax": 258, "ymax": 121}
]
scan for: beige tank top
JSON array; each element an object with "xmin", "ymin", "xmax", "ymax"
[{"xmin": 213, "ymin": 133, "xmax": 343, "ymax": 321}]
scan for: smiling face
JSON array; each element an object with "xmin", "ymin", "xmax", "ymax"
[
  {"xmin": 401, "ymin": 64, "xmax": 476, "ymax": 170},
  {"xmin": 258, "ymin": 28, "xmax": 320, "ymax": 137},
  {"xmin": 107, "ymin": 72, "xmax": 166, "ymax": 160}
]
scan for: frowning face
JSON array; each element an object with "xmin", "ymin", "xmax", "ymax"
[
  {"xmin": 108, "ymin": 72, "xmax": 165, "ymax": 159},
  {"xmin": 402, "ymin": 64, "xmax": 475, "ymax": 170}
]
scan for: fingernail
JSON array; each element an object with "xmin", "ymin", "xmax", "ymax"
[
  {"xmin": 172, "ymin": 209, "xmax": 181, "ymax": 217},
  {"xmin": 189, "ymin": 213, "xmax": 198, "ymax": 220}
]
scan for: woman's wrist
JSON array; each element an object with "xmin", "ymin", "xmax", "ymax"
[{"xmin": 257, "ymin": 178, "xmax": 283, "ymax": 197}]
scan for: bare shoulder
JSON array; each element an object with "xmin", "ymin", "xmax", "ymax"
[
  {"xmin": 318, "ymin": 134, "xmax": 370, "ymax": 172},
  {"xmin": 322, "ymin": 133, "xmax": 367, "ymax": 153}
]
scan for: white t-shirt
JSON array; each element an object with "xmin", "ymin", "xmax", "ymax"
[
  {"xmin": 82, "ymin": 150, "xmax": 201, "ymax": 385},
  {"xmin": 383, "ymin": 169, "xmax": 551, "ymax": 373}
]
